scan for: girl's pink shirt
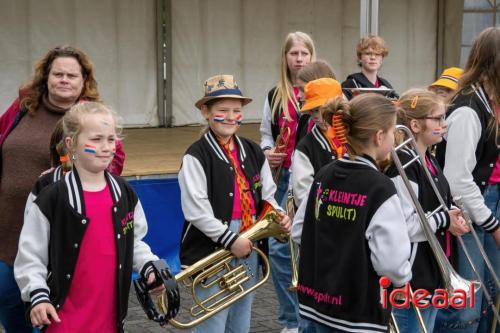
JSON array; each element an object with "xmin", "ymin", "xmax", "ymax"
[
  {"xmin": 277, "ymin": 87, "xmax": 300, "ymax": 169},
  {"xmin": 46, "ymin": 184, "xmax": 117, "ymax": 333},
  {"xmin": 488, "ymin": 106, "xmax": 500, "ymax": 184}
]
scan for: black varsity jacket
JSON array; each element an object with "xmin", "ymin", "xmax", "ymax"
[
  {"xmin": 178, "ymin": 130, "xmax": 281, "ymax": 266},
  {"xmin": 14, "ymin": 168, "xmax": 158, "ymax": 332},
  {"xmin": 297, "ymin": 155, "xmax": 412, "ymax": 332},
  {"xmin": 341, "ymin": 72, "xmax": 399, "ymax": 100},
  {"xmin": 435, "ymin": 83, "xmax": 500, "ymax": 232},
  {"xmin": 293, "ymin": 125, "xmax": 339, "ymax": 208}
]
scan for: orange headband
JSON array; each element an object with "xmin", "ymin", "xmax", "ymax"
[
  {"xmin": 331, "ymin": 115, "xmax": 348, "ymax": 145},
  {"xmin": 59, "ymin": 154, "xmax": 70, "ymax": 163}
]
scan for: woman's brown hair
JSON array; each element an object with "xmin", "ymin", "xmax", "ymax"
[
  {"xmin": 20, "ymin": 45, "xmax": 101, "ymax": 116},
  {"xmin": 455, "ymin": 27, "xmax": 500, "ymax": 140},
  {"xmin": 458, "ymin": 27, "xmax": 500, "ymax": 105}
]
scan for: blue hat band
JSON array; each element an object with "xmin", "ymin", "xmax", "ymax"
[{"xmin": 206, "ymin": 88, "xmax": 243, "ymax": 97}]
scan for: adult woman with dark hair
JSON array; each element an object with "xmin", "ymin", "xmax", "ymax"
[
  {"xmin": 435, "ymin": 27, "xmax": 500, "ymax": 333},
  {"xmin": 0, "ymin": 45, "xmax": 124, "ymax": 332}
]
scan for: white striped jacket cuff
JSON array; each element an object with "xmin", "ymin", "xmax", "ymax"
[
  {"xmin": 30, "ymin": 288, "xmax": 50, "ymax": 307},
  {"xmin": 217, "ymin": 228, "xmax": 238, "ymax": 249}
]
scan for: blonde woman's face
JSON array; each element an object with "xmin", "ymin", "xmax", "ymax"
[{"xmin": 286, "ymin": 41, "xmax": 312, "ymax": 77}]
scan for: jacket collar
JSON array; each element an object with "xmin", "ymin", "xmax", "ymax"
[
  {"xmin": 204, "ymin": 129, "xmax": 247, "ymax": 164},
  {"xmin": 472, "ymin": 83, "xmax": 493, "ymax": 115},
  {"xmin": 52, "ymin": 165, "xmax": 64, "ymax": 183},
  {"xmin": 349, "ymin": 72, "xmax": 382, "ymax": 89},
  {"xmin": 338, "ymin": 154, "xmax": 379, "ymax": 171},
  {"xmin": 311, "ymin": 125, "xmax": 332, "ymax": 153},
  {"xmin": 64, "ymin": 168, "xmax": 122, "ymax": 215}
]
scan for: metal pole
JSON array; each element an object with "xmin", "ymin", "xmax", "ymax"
[
  {"xmin": 370, "ymin": 0, "xmax": 379, "ymax": 35},
  {"xmin": 360, "ymin": 0, "xmax": 369, "ymax": 38}
]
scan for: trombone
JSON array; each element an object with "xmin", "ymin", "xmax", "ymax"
[
  {"xmin": 390, "ymin": 125, "xmax": 482, "ymax": 331},
  {"xmin": 389, "ymin": 286, "xmax": 429, "ymax": 333},
  {"xmin": 154, "ymin": 201, "xmax": 288, "ymax": 329},
  {"xmin": 453, "ymin": 196, "xmax": 500, "ymax": 326}
]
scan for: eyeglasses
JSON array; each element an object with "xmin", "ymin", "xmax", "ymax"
[{"xmin": 418, "ymin": 115, "xmax": 446, "ymax": 124}]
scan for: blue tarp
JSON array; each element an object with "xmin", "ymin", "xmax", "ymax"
[{"xmin": 129, "ymin": 178, "xmax": 183, "ymax": 274}]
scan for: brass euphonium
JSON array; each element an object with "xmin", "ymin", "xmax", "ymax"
[{"xmin": 156, "ymin": 201, "xmax": 287, "ymax": 329}]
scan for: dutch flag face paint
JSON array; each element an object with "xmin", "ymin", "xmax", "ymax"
[
  {"xmin": 213, "ymin": 114, "xmax": 226, "ymax": 123},
  {"xmin": 213, "ymin": 113, "xmax": 243, "ymax": 125},
  {"xmin": 235, "ymin": 114, "xmax": 243, "ymax": 125},
  {"xmin": 84, "ymin": 144, "xmax": 97, "ymax": 154},
  {"xmin": 432, "ymin": 130, "xmax": 442, "ymax": 136}
]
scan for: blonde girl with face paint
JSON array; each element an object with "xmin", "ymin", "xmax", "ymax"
[{"xmin": 14, "ymin": 102, "xmax": 162, "ymax": 333}]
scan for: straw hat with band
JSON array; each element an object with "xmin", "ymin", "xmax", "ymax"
[
  {"xmin": 195, "ymin": 74, "xmax": 252, "ymax": 109},
  {"xmin": 301, "ymin": 78, "xmax": 343, "ymax": 112},
  {"xmin": 430, "ymin": 67, "xmax": 463, "ymax": 91}
]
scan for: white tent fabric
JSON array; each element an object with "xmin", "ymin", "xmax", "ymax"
[
  {"xmin": 0, "ymin": 0, "xmax": 158, "ymax": 127},
  {"xmin": 0, "ymin": 0, "xmax": 460, "ymax": 128},
  {"xmin": 171, "ymin": 0, "xmax": 439, "ymax": 126}
]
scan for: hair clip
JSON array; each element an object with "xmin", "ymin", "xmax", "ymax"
[
  {"xmin": 410, "ymin": 96, "xmax": 419, "ymax": 109},
  {"xmin": 59, "ymin": 154, "xmax": 70, "ymax": 163},
  {"xmin": 331, "ymin": 114, "xmax": 348, "ymax": 145},
  {"xmin": 392, "ymin": 100, "xmax": 401, "ymax": 108}
]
